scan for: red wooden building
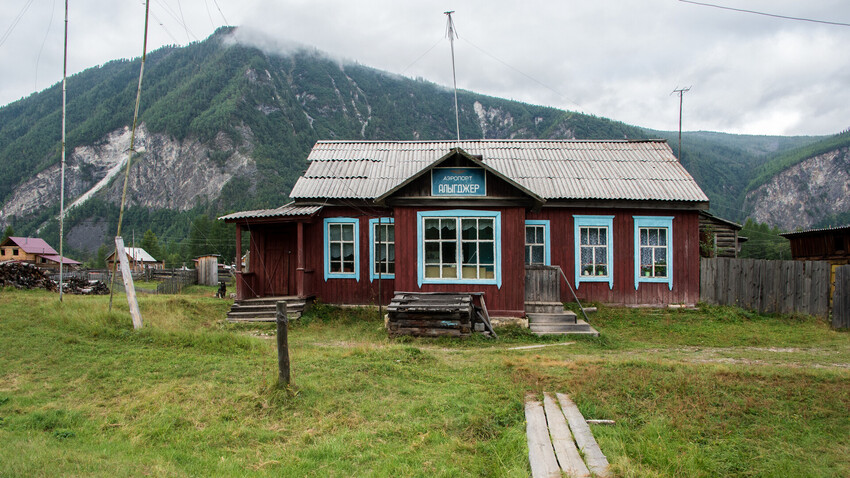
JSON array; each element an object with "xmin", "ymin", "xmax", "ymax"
[{"xmin": 221, "ymin": 140, "xmax": 709, "ymax": 317}]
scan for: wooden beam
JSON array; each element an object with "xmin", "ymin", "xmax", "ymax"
[
  {"xmin": 115, "ymin": 237, "xmax": 143, "ymax": 329},
  {"xmin": 296, "ymin": 221, "xmax": 305, "ymax": 298},
  {"xmin": 556, "ymin": 393, "xmax": 610, "ymax": 478},
  {"xmin": 525, "ymin": 396, "xmax": 561, "ymax": 478},
  {"xmin": 543, "ymin": 393, "xmax": 590, "ymax": 477}
]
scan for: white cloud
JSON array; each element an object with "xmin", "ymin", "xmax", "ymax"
[{"xmin": 1, "ymin": 0, "xmax": 848, "ymax": 136}]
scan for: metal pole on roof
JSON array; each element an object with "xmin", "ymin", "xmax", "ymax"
[
  {"xmin": 59, "ymin": 0, "xmax": 68, "ymax": 302},
  {"xmin": 445, "ymin": 11, "xmax": 461, "ymax": 143}
]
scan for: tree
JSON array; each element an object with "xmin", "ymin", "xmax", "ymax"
[
  {"xmin": 1, "ymin": 225, "xmax": 13, "ymax": 242},
  {"xmin": 140, "ymin": 229, "xmax": 161, "ymax": 260}
]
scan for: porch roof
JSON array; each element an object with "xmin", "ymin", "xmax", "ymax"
[{"xmin": 219, "ymin": 202, "xmax": 323, "ymax": 222}]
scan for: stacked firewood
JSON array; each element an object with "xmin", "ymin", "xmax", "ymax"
[
  {"xmin": 0, "ymin": 262, "xmax": 57, "ymax": 291},
  {"xmin": 62, "ymin": 276, "xmax": 110, "ymax": 295}
]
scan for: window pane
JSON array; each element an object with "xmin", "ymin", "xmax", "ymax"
[
  {"xmin": 481, "ymin": 265, "xmax": 495, "ymax": 279},
  {"xmin": 581, "ymin": 247, "xmax": 592, "ymax": 267},
  {"xmin": 640, "ymin": 247, "xmax": 652, "ymax": 266},
  {"xmin": 387, "ymin": 225, "xmax": 394, "ymax": 242},
  {"xmin": 531, "ymin": 245, "xmax": 543, "ymax": 264},
  {"xmin": 480, "ymin": 242, "xmax": 494, "ymax": 265},
  {"xmin": 462, "ymin": 242, "xmax": 477, "ymax": 264},
  {"xmin": 343, "ymin": 243, "xmax": 354, "ymax": 262},
  {"xmin": 330, "ymin": 243, "xmax": 341, "ymax": 260},
  {"xmin": 535, "ymin": 226, "xmax": 544, "ymax": 243},
  {"xmin": 526, "ymin": 226, "xmax": 534, "ymax": 244},
  {"xmin": 463, "ymin": 219, "xmax": 477, "ymax": 240},
  {"xmin": 425, "ymin": 219, "xmax": 439, "ymax": 239},
  {"xmin": 581, "ymin": 228, "xmax": 588, "ymax": 245},
  {"xmin": 342, "ymin": 224, "xmax": 354, "ymax": 241},
  {"xmin": 599, "ymin": 227, "xmax": 607, "ymax": 245},
  {"xmin": 648, "ymin": 229, "xmax": 658, "ymax": 246},
  {"xmin": 525, "ymin": 246, "xmax": 532, "ymax": 264},
  {"xmin": 596, "ymin": 264, "xmax": 607, "ymax": 276},
  {"xmin": 640, "ymin": 228, "xmax": 648, "ymax": 246},
  {"xmin": 656, "ymin": 247, "xmax": 667, "ymax": 264},
  {"xmin": 442, "ymin": 242, "xmax": 457, "ymax": 265},
  {"xmin": 596, "ymin": 247, "xmax": 607, "ymax": 265},
  {"xmin": 658, "ymin": 228, "xmax": 667, "ymax": 246},
  {"xmin": 343, "ymin": 261, "xmax": 354, "ymax": 273},
  {"xmin": 441, "ymin": 219, "xmax": 456, "ymax": 239},
  {"xmin": 479, "ymin": 220, "xmax": 494, "ymax": 240},
  {"xmin": 589, "ymin": 227, "xmax": 598, "ymax": 245},
  {"xmin": 330, "ymin": 224, "xmax": 341, "ymax": 241},
  {"xmin": 388, "ymin": 244, "xmax": 395, "ymax": 262},
  {"xmin": 425, "ymin": 243, "xmax": 439, "ymax": 263}
]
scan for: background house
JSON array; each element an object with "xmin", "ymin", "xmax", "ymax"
[
  {"xmin": 105, "ymin": 247, "xmax": 163, "ymax": 272},
  {"xmin": 0, "ymin": 236, "xmax": 80, "ymax": 270},
  {"xmin": 699, "ymin": 211, "xmax": 747, "ymax": 258}
]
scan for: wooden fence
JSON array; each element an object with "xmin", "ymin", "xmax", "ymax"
[
  {"xmin": 700, "ymin": 258, "xmax": 831, "ymax": 318},
  {"xmin": 833, "ymin": 265, "xmax": 850, "ymax": 329}
]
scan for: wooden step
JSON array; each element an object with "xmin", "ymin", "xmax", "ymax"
[
  {"xmin": 226, "ymin": 296, "xmax": 310, "ymax": 322},
  {"xmin": 527, "ymin": 312, "xmax": 577, "ymax": 325},
  {"xmin": 530, "ymin": 320, "xmax": 599, "ymax": 336},
  {"xmin": 525, "ymin": 301, "xmax": 565, "ymax": 314}
]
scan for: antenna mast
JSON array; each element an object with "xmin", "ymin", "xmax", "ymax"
[
  {"xmin": 59, "ymin": 0, "xmax": 68, "ymax": 302},
  {"xmin": 671, "ymin": 86, "xmax": 691, "ymax": 159},
  {"xmin": 445, "ymin": 11, "xmax": 460, "ymax": 143}
]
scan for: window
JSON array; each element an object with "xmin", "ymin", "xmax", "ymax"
[
  {"xmin": 369, "ymin": 218, "xmax": 395, "ymax": 281},
  {"xmin": 573, "ymin": 216, "xmax": 614, "ymax": 289},
  {"xmin": 323, "ymin": 218, "xmax": 359, "ymax": 281},
  {"xmin": 417, "ymin": 210, "xmax": 501, "ymax": 287},
  {"xmin": 633, "ymin": 216, "xmax": 673, "ymax": 290},
  {"xmin": 525, "ymin": 220, "xmax": 550, "ymax": 265},
  {"xmin": 13, "ymin": 248, "xmax": 19, "ymax": 256}
]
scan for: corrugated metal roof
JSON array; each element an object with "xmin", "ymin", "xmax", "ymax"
[
  {"xmin": 779, "ymin": 224, "xmax": 850, "ymax": 238},
  {"xmin": 218, "ymin": 202, "xmax": 323, "ymax": 221},
  {"xmin": 4, "ymin": 237, "xmax": 58, "ymax": 255},
  {"xmin": 289, "ymin": 140, "xmax": 709, "ymax": 203}
]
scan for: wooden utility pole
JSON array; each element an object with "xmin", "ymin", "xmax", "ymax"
[
  {"xmin": 672, "ymin": 87, "xmax": 691, "ymax": 159},
  {"xmin": 445, "ymin": 11, "xmax": 460, "ymax": 143}
]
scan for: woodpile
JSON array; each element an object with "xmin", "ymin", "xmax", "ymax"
[
  {"xmin": 0, "ymin": 262, "xmax": 57, "ymax": 291},
  {"xmin": 62, "ymin": 276, "xmax": 110, "ymax": 295},
  {"xmin": 387, "ymin": 292, "xmax": 475, "ymax": 337}
]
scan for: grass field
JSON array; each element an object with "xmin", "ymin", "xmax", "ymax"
[{"xmin": 0, "ymin": 288, "xmax": 847, "ymax": 477}]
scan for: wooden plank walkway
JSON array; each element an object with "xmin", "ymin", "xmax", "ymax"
[{"xmin": 525, "ymin": 393, "xmax": 611, "ymax": 478}]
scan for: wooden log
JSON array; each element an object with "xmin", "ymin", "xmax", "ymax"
[
  {"xmin": 556, "ymin": 393, "xmax": 611, "ymax": 478},
  {"xmin": 525, "ymin": 396, "xmax": 561, "ymax": 478},
  {"xmin": 543, "ymin": 393, "xmax": 590, "ymax": 477},
  {"xmin": 276, "ymin": 301, "xmax": 291, "ymax": 386},
  {"xmin": 389, "ymin": 319, "xmax": 466, "ymax": 328},
  {"xmin": 391, "ymin": 327, "xmax": 467, "ymax": 337},
  {"xmin": 115, "ymin": 237, "xmax": 143, "ymax": 330}
]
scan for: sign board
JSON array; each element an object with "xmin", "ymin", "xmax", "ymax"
[{"xmin": 431, "ymin": 167, "xmax": 486, "ymax": 197}]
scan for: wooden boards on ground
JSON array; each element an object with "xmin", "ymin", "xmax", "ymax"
[{"xmin": 525, "ymin": 393, "xmax": 611, "ymax": 478}]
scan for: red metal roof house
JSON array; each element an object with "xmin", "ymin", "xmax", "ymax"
[{"xmin": 221, "ymin": 140, "xmax": 709, "ymax": 317}]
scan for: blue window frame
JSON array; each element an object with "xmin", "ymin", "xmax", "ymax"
[
  {"xmin": 369, "ymin": 218, "xmax": 395, "ymax": 282},
  {"xmin": 417, "ymin": 210, "xmax": 502, "ymax": 288},
  {"xmin": 574, "ymin": 215, "xmax": 614, "ymax": 289},
  {"xmin": 323, "ymin": 217, "xmax": 359, "ymax": 281},
  {"xmin": 525, "ymin": 220, "xmax": 550, "ymax": 265},
  {"xmin": 633, "ymin": 216, "xmax": 673, "ymax": 290}
]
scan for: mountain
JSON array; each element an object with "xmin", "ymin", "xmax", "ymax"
[
  {"xmin": 742, "ymin": 131, "xmax": 850, "ymax": 230},
  {"xmin": 0, "ymin": 27, "xmax": 841, "ymax": 263}
]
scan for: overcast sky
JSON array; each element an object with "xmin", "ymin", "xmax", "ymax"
[{"xmin": 1, "ymin": 0, "xmax": 848, "ymax": 136}]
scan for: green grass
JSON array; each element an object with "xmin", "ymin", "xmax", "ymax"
[{"xmin": 0, "ymin": 290, "xmax": 848, "ymax": 477}]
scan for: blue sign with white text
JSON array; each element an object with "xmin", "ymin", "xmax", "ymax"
[{"xmin": 431, "ymin": 167, "xmax": 486, "ymax": 197}]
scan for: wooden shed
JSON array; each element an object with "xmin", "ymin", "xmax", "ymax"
[
  {"xmin": 780, "ymin": 225, "xmax": 850, "ymax": 265},
  {"xmin": 221, "ymin": 140, "xmax": 710, "ymax": 317},
  {"xmin": 699, "ymin": 211, "xmax": 746, "ymax": 258}
]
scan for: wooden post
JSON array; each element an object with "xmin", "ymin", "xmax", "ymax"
[
  {"xmin": 115, "ymin": 237, "xmax": 143, "ymax": 329},
  {"xmin": 276, "ymin": 301, "xmax": 291, "ymax": 385},
  {"xmin": 235, "ymin": 225, "xmax": 243, "ymax": 300},
  {"xmin": 296, "ymin": 221, "xmax": 304, "ymax": 298}
]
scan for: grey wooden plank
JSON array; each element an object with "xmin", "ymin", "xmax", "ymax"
[
  {"xmin": 556, "ymin": 393, "xmax": 611, "ymax": 478},
  {"xmin": 543, "ymin": 393, "xmax": 590, "ymax": 478},
  {"xmin": 834, "ymin": 265, "xmax": 850, "ymax": 329},
  {"xmin": 525, "ymin": 397, "xmax": 561, "ymax": 478}
]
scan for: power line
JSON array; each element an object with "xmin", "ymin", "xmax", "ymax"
[
  {"xmin": 0, "ymin": 0, "xmax": 36, "ymax": 49},
  {"xmin": 679, "ymin": 0, "xmax": 850, "ymax": 27}
]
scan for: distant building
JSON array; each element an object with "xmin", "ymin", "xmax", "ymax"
[
  {"xmin": 0, "ymin": 236, "xmax": 81, "ymax": 271},
  {"xmin": 699, "ymin": 211, "xmax": 747, "ymax": 258},
  {"xmin": 780, "ymin": 225, "xmax": 850, "ymax": 265},
  {"xmin": 105, "ymin": 247, "xmax": 163, "ymax": 272}
]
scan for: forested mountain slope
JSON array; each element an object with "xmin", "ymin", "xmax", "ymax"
[{"xmin": 0, "ymin": 26, "xmax": 838, "ymax": 262}]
